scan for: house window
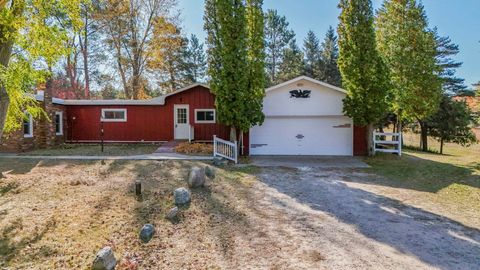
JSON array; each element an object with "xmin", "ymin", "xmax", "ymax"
[
  {"xmin": 101, "ymin": 109, "xmax": 127, "ymax": 122},
  {"xmin": 55, "ymin": 111, "xmax": 63, "ymax": 135},
  {"xmin": 23, "ymin": 113, "xmax": 33, "ymax": 138},
  {"xmin": 177, "ymin": 108, "xmax": 187, "ymax": 124},
  {"xmin": 195, "ymin": 109, "xmax": 215, "ymax": 123}
]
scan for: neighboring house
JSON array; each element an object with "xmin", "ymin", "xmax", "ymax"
[
  {"xmin": 452, "ymin": 96, "xmax": 480, "ymax": 140},
  {"xmin": 0, "ymin": 88, "xmax": 67, "ymax": 152},
  {"xmin": 0, "ymin": 76, "xmax": 367, "ymax": 156}
]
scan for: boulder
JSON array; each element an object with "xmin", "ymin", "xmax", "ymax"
[
  {"xmin": 213, "ymin": 157, "xmax": 228, "ymax": 166},
  {"xmin": 166, "ymin": 207, "xmax": 179, "ymax": 220},
  {"xmin": 139, "ymin": 224, "xmax": 155, "ymax": 243},
  {"xmin": 205, "ymin": 166, "xmax": 216, "ymax": 179},
  {"xmin": 174, "ymin": 187, "xmax": 191, "ymax": 205},
  {"xmin": 92, "ymin": 246, "xmax": 116, "ymax": 270},
  {"xmin": 187, "ymin": 167, "xmax": 206, "ymax": 188}
]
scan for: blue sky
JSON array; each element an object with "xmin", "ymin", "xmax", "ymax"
[{"xmin": 178, "ymin": 0, "xmax": 480, "ymax": 87}]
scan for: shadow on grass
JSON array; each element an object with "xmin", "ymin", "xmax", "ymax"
[
  {"xmin": 257, "ymin": 167, "xmax": 480, "ymax": 270},
  {"xmin": 362, "ymin": 152, "xmax": 480, "ymax": 193},
  {"xmin": 0, "ymin": 218, "xmax": 56, "ymax": 264}
]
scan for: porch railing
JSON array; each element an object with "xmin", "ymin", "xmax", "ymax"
[{"xmin": 213, "ymin": 135, "xmax": 238, "ymax": 164}]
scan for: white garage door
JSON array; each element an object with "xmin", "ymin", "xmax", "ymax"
[{"xmin": 250, "ymin": 116, "xmax": 353, "ymax": 156}]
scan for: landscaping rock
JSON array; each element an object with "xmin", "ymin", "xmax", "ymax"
[
  {"xmin": 92, "ymin": 246, "xmax": 116, "ymax": 270},
  {"xmin": 166, "ymin": 206, "xmax": 179, "ymax": 220},
  {"xmin": 213, "ymin": 157, "xmax": 228, "ymax": 166},
  {"xmin": 205, "ymin": 166, "xmax": 216, "ymax": 179},
  {"xmin": 174, "ymin": 187, "xmax": 191, "ymax": 205},
  {"xmin": 187, "ymin": 166, "xmax": 206, "ymax": 188},
  {"xmin": 139, "ymin": 224, "xmax": 155, "ymax": 243}
]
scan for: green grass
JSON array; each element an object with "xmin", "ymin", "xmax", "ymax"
[
  {"xmin": 363, "ymin": 132, "xmax": 480, "ymax": 212},
  {"xmin": 19, "ymin": 143, "xmax": 160, "ymax": 156}
]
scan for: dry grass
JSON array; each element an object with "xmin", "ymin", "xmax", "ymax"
[
  {"xmin": 175, "ymin": 142, "xmax": 213, "ymax": 155},
  {"xmin": 0, "ymin": 159, "xmax": 272, "ymax": 269},
  {"xmin": 19, "ymin": 144, "xmax": 159, "ymax": 156}
]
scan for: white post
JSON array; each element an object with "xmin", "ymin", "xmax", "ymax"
[
  {"xmin": 234, "ymin": 141, "xmax": 238, "ymax": 164},
  {"xmin": 398, "ymin": 133, "xmax": 402, "ymax": 156},
  {"xmin": 213, "ymin": 135, "xmax": 217, "ymax": 157}
]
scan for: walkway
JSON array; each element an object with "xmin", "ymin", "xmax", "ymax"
[{"xmin": 0, "ymin": 152, "xmax": 212, "ymax": 161}]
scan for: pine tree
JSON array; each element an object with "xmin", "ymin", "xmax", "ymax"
[
  {"xmin": 303, "ymin": 30, "xmax": 322, "ymax": 79},
  {"xmin": 264, "ymin": 9, "xmax": 295, "ymax": 85},
  {"xmin": 338, "ymin": 0, "xmax": 390, "ymax": 155},
  {"xmin": 433, "ymin": 28, "xmax": 467, "ymax": 95},
  {"xmin": 320, "ymin": 26, "xmax": 342, "ymax": 87},
  {"xmin": 205, "ymin": 0, "xmax": 265, "ymax": 142},
  {"xmin": 377, "ymin": 0, "xmax": 442, "ymax": 151},
  {"xmin": 183, "ymin": 34, "xmax": 207, "ymax": 84},
  {"xmin": 277, "ymin": 39, "xmax": 304, "ymax": 82}
]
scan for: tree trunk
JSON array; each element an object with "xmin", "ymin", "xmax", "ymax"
[
  {"xmin": 440, "ymin": 138, "xmax": 444, "ymax": 155},
  {"xmin": 366, "ymin": 123, "xmax": 374, "ymax": 156},
  {"xmin": 80, "ymin": 20, "xmax": 90, "ymax": 99},
  {"xmin": 229, "ymin": 126, "xmax": 237, "ymax": 143},
  {"xmin": 0, "ymin": 40, "xmax": 14, "ymax": 142},
  {"xmin": 419, "ymin": 120, "xmax": 428, "ymax": 152}
]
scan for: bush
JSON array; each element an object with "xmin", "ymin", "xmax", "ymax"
[{"xmin": 175, "ymin": 142, "xmax": 213, "ymax": 155}]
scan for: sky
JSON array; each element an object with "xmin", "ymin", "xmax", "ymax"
[{"xmin": 178, "ymin": 0, "xmax": 480, "ymax": 88}]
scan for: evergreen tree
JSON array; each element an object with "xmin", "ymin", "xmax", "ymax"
[
  {"xmin": 264, "ymin": 9, "xmax": 295, "ymax": 85},
  {"xmin": 320, "ymin": 26, "xmax": 342, "ymax": 87},
  {"xmin": 338, "ymin": 0, "xmax": 390, "ymax": 155},
  {"xmin": 183, "ymin": 34, "xmax": 207, "ymax": 84},
  {"xmin": 277, "ymin": 39, "xmax": 304, "ymax": 82},
  {"xmin": 427, "ymin": 96, "xmax": 477, "ymax": 154},
  {"xmin": 303, "ymin": 30, "xmax": 322, "ymax": 79},
  {"xmin": 377, "ymin": 0, "xmax": 442, "ymax": 151},
  {"xmin": 433, "ymin": 28, "xmax": 467, "ymax": 95},
  {"xmin": 205, "ymin": 0, "xmax": 265, "ymax": 142}
]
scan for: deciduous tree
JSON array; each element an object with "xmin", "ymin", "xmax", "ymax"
[{"xmin": 338, "ymin": 0, "xmax": 390, "ymax": 156}]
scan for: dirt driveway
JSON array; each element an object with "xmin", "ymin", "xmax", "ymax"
[{"xmin": 252, "ymin": 166, "xmax": 480, "ymax": 270}]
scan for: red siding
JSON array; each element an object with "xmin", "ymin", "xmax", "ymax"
[
  {"xmin": 67, "ymin": 86, "xmax": 230, "ymax": 142},
  {"xmin": 353, "ymin": 125, "xmax": 368, "ymax": 156}
]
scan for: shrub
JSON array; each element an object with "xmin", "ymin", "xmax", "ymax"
[{"xmin": 175, "ymin": 142, "xmax": 213, "ymax": 155}]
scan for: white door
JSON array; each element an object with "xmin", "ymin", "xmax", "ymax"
[
  {"xmin": 250, "ymin": 116, "xmax": 353, "ymax": 156},
  {"xmin": 174, "ymin": 105, "xmax": 189, "ymax": 140}
]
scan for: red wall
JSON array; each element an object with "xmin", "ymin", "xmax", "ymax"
[
  {"xmin": 353, "ymin": 125, "xmax": 368, "ymax": 156},
  {"xmin": 67, "ymin": 86, "xmax": 229, "ymax": 142}
]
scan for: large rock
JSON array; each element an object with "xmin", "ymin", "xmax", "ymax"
[
  {"xmin": 139, "ymin": 224, "xmax": 155, "ymax": 243},
  {"xmin": 205, "ymin": 166, "xmax": 216, "ymax": 179},
  {"xmin": 187, "ymin": 167, "xmax": 206, "ymax": 188},
  {"xmin": 92, "ymin": 246, "xmax": 116, "ymax": 270},
  {"xmin": 174, "ymin": 187, "xmax": 191, "ymax": 205},
  {"xmin": 166, "ymin": 206, "xmax": 179, "ymax": 220}
]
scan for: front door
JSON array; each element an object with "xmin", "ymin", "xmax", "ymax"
[{"xmin": 174, "ymin": 105, "xmax": 189, "ymax": 140}]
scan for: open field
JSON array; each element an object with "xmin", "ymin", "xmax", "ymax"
[{"xmin": 18, "ymin": 144, "xmax": 160, "ymax": 156}]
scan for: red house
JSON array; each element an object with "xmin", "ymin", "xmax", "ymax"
[{"xmin": 1, "ymin": 77, "xmax": 367, "ymax": 156}]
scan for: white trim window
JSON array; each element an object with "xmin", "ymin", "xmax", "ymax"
[
  {"xmin": 23, "ymin": 113, "xmax": 33, "ymax": 138},
  {"xmin": 55, "ymin": 111, "xmax": 63, "ymax": 135},
  {"xmin": 101, "ymin": 109, "xmax": 127, "ymax": 122},
  {"xmin": 195, "ymin": 109, "xmax": 215, "ymax": 124}
]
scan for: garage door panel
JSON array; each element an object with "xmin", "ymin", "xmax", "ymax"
[{"xmin": 250, "ymin": 116, "xmax": 353, "ymax": 156}]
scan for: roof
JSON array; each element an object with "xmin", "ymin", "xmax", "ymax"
[
  {"xmin": 63, "ymin": 83, "xmax": 209, "ymax": 106},
  {"xmin": 266, "ymin": 76, "xmax": 347, "ymax": 94},
  {"xmin": 34, "ymin": 92, "xmax": 65, "ymax": 105}
]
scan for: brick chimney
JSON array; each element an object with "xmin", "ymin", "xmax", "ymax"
[{"xmin": 35, "ymin": 78, "xmax": 56, "ymax": 148}]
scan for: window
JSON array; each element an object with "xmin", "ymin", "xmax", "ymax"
[
  {"xmin": 177, "ymin": 108, "xmax": 187, "ymax": 124},
  {"xmin": 195, "ymin": 109, "xmax": 215, "ymax": 123},
  {"xmin": 101, "ymin": 109, "xmax": 127, "ymax": 122},
  {"xmin": 55, "ymin": 111, "xmax": 63, "ymax": 135},
  {"xmin": 23, "ymin": 113, "xmax": 33, "ymax": 138}
]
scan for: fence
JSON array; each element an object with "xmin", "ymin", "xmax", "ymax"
[
  {"xmin": 373, "ymin": 132, "xmax": 402, "ymax": 156},
  {"xmin": 213, "ymin": 135, "xmax": 238, "ymax": 164}
]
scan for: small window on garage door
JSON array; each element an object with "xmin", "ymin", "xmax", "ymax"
[{"xmin": 195, "ymin": 109, "xmax": 215, "ymax": 123}]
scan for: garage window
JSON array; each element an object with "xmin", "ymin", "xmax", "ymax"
[
  {"xmin": 195, "ymin": 109, "xmax": 215, "ymax": 123},
  {"xmin": 101, "ymin": 109, "xmax": 127, "ymax": 122}
]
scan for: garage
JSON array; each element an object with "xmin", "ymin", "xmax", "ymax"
[{"xmin": 249, "ymin": 76, "xmax": 354, "ymax": 156}]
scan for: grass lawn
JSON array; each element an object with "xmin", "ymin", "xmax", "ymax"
[
  {"xmin": 18, "ymin": 143, "xmax": 159, "ymax": 156},
  {"xmin": 0, "ymin": 159, "xmax": 260, "ymax": 269},
  {"xmin": 363, "ymin": 132, "xmax": 480, "ymax": 227}
]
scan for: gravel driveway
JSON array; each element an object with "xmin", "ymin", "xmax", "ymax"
[{"xmin": 252, "ymin": 166, "xmax": 480, "ymax": 270}]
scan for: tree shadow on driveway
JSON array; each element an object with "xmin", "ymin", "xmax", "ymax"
[{"xmin": 256, "ymin": 167, "xmax": 480, "ymax": 270}]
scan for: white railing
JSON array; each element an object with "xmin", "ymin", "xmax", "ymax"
[
  {"xmin": 213, "ymin": 135, "xmax": 238, "ymax": 164},
  {"xmin": 373, "ymin": 132, "xmax": 402, "ymax": 156}
]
